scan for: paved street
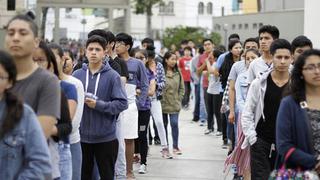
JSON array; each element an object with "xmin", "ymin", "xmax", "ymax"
[{"xmin": 134, "ymin": 107, "xmax": 233, "ymax": 180}]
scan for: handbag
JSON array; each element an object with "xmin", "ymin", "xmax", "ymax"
[{"xmin": 269, "ymin": 147, "xmax": 319, "ymax": 180}]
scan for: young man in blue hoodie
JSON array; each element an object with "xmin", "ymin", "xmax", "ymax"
[
  {"xmin": 73, "ymin": 35, "xmax": 128, "ymax": 180},
  {"xmin": 115, "ymin": 33, "xmax": 149, "ymax": 179}
]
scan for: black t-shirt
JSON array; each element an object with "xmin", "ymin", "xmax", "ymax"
[
  {"xmin": 256, "ymin": 74, "xmax": 288, "ymax": 144},
  {"xmin": 107, "ymin": 58, "xmax": 122, "ymax": 75},
  {"xmin": 114, "ymin": 56, "xmax": 129, "ymax": 79}
]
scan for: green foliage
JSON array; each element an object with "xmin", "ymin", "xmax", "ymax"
[
  {"xmin": 162, "ymin": 26, "xmax": 222, "ymax": 48},
  {"xmin": 133, "ymin": 0, "xmax": 162, "ymax": 15}
]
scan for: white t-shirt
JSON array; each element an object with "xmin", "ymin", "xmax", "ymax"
[
  {"xmin": 247, "ymin": 56, "xmax": 272, "ymax": 83},
  {"xmin": 228, "ymin": 60, "xmax": 247, "ymax": 81},
  {"xmin": 207, "ymin": 62, "xmax": 221, "ymax": 95},
  {"xmin": 65, "ymin": 75, "xmax": 84, "ymax": 144}
]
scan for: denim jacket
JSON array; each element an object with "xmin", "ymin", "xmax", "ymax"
[{"xmin": 0, "ymin": 101, "xmax": 52, "ymax": 179}]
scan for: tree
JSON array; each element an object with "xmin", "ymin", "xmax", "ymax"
[
  {"xmin": 162, "ymin": 26, "xmax": 222, "ymax": 48},
  {"xmin": 133, "ymin": 0, "xmax": 162, "ymax": 38}
]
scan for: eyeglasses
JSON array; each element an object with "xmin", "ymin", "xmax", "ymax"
[
  {"xmin": 303, "ymin": 63, "xmax": 320, "ymax": 72},
  {"xmin": 135, "ymin": 56, "xmax": 146, "ymax": 61},
  {"xmin": 0, "ymin": 76, "xmax": 9, "ymax": 81},
  {"xmin": 115, "ymin": 42, "xmax": 125, "ymax": 48}
]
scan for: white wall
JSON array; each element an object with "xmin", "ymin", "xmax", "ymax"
[{"xmin": 304, "ymin": 0, "xmax": 320, "ymax": 48}]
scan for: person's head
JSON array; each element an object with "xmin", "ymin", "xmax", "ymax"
[
  {"xmin": 141, "ymin": 38, "xmax": 154, "ymax": 49},
  {"xmin": 289, "ymin": 49, "xmax": 320, "ymax": 103},
  {"xmin": 163, "ymin": 51, "xmax": 178, "ymax": 71},
  {"xmin": 188, "ymin": 39, "xmax": 195, "ymax": 48},
  {"xmin": 198, "ymin": 46, "xmax": 205, "ymax": 55},
  {"xmin": 145, "ymin": 45, "xmax": 156, "ymax": 70},
  {"xmin": 62, "ymin": 49, "xmax": 74, "ymax": 75},
  {"xmin": 5, "ymin": 14, "xmax": 39, "ymax": 60},
  {"xmin": 216, "ymin": 45, "xmax": 226, "ymax": 53},
  {"xmin": 48, "ymin": 43, "xmax": 64, "ymax": 73},
  {"xmin": 243, "ymin": 37, "xmax": 259, "ymax": 51},
  {"xmin": 33, "ymin": 41, "xmax": 59, "ymax": 76},
  {"xmin": 88, "ymin": 29, "xmax": 115, "ymax": 54},
  {"xmin": 170, "ymin": 44, "xmax": 177, "ymax": 51},
  {"xmin": 228, "ymin": 33, "xmax": 240, "ymax": 41},
  {"xmin": 85, "ymin": 35, "xmax": 107, "ymax": 65},
  {"xmin": 244, "ymin": 48, "xmax": 260, "ymax": 67},
  {"xmin": 270, "ymin": 39, "xmax": 293, "ymax": 72},
  {"xmin": 258, "ymin": 25, "xmax": 280, "ymax": 53},
  {"xmin": 183, "ymin": 46, "xmax": 192, "ymax": 57},
  {"xmin": 212, "ymin": 49, "xmax": 223, "ymax": 61},
  {"xmin": 180, "ymin": 39, "xmax": 188, "ymax": 49},
  {"xmin": 203, "ymin": 38, "xmax": 214, "ymax": 53},
  {"xmin": 134, "ymin": 49, "xmax": 148, "ymax": 63},
  {"xmin": 228, "ymin": 40, "xmax": 242, "ymax": 58},
  {"xmin": 115, "ymin": 33, "xmax": 134, "ymax": 56},
  {"xmin": 291, "ymin": 35, "xmax": 313, "ymax": 62},
  {"xmin": 0, "ymin": 50, "xmax": 23, "ymax": 138}
]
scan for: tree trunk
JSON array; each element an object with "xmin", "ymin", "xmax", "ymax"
[
  {"xmin": 146, "ymin": 4, "xmax": 153, "ymax": 38},
  {"xmin": 40, "ymin": 7, "xmax": 49, "ymax": 40}
]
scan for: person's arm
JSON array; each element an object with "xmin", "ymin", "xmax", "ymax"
[
  {"xmin": 276, "ymin": 98, "xmax": 318, "ymax": 169},
  {"xmin": 88, "ymin": 75, "xmax": 128, "ymax": 115},
  {"xmin": 148, "ymin": 79, "xmax": 156, "ymax": 96},
  {"xmin": 228, "ymin": 79, "xmax": 236, "ymax": 124},
  {"xmin": 247, "ymin": 61, "xmax": 256, "ymax": 84},
  {"xmin": 178, "ymin": 72, "xmax": 185, "ymax": 101},
  {"xmin": 137, "ymin": 61, "xmax": 150, "ymax": 106},
  {"xmin": 196, "ymin": 60, "xmax": 207, "ymax": 77},
  {"xmin": 68, "ymin": 99, "xmax": 77, "ymax": 119},
  {"xmin": 65, "ymin": 84, "xmax": 78, "ymax": 120},
  {"xmin": 241, "ymin": 80, "xmax": 259, "ymax": 146},
  {"xmin": 17, "ymin": 106, "xmax": 52, "ymax": 179}
]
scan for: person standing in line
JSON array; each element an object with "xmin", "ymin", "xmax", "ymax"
[
  {"xmin": 276, "ymin": 49, "xmax": 320, "ymax": 172},
  {"xmin": 161, "ymin": 52, "xmax": 185, "ymax": 155},
  {"xmin": 73, "ymin": 35, "xmax": 128, "ymax": 180},
  {"xmin": 0, "ymin": 50, "xmax": 52, "ymax": 179},
  {"xmin": 62, "ymin": 49, "xmax": 75, "ymax": 75},
  {"xmin": 115, "ymin": 33, "xmax": 149, "ymax": 180},
  {"xmin": 178, "ymin": 46, "xmax": 192, "ymax": 109},
  {"xmin": 190, "ymin": 46, "xmax": 204, "ymax": 123},
  {"xmin": 247, "ymin": 25, "xmax": 280, "ymax": 83},
  {"xmin": 241, "ymin": 39, "xmax": 293, "ymax": 179},
  {"xmin": 5, "ymin": 14, "xmax": 61, "ymax": 179},
  {"xmin": 205, "ymin": 49, "xmax": 223, "ymax": 135},
  {"xmin": 291, "ymin": 35, "xmax": 313, "ymax": 63}
]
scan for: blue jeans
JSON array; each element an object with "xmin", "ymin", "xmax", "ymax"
[
  {"xmin": 193, "ymin": 84, "xmax": 201, "ymax": 121},
  {"xmin": 163, "ymin": 113, "xmax": 179, "ymax": 149},
  {"xmin": 199, "ymin": 76, "xmax": 207, "ymax": 122},
  {"xmin": 58, "ymin": 142, "xmax": 72, "ymax": 180},
  {"xmin": 70, "ymin": 142, "xmax": 82, "ymax": 180}
]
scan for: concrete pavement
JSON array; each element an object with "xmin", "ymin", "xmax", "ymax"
[{"xmin": 134, "ymin": 108, "xmax": 234, "ymax": 180}]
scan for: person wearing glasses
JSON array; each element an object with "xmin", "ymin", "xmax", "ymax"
[{"xmin": 277, "ymin": 49, "xmax": 320, "ymax": 173}]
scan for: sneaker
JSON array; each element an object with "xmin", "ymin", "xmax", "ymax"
[
  {"xmin": 161, "ymin": 148, "xmax": 173, "ymax": 159},
  {"xmin": 215, "ymin": 131, "xmax": 223, "ymax": 136},
  {"xmin": 222, "ymin": 140, "xmax": 228, "ymax": 149},
  {"xmin": 148, "ymin": 139, "xmax": 153, "ymax": 145},
  {"xmin": 204, "ymin": 129, "xmax": 213, "ymax": 135},
  {"xmin": 173, "ymin": 148, "xmax": 182, "ymax": 155},
  {"xmin": 138, "ymin": 164, "xmax": 147, "ymax": 174},
  {"xmin": 154, "ymin": 138, "xmax": 161, "ymax": 145},
  {"xmin": 199, "ymin": 121, "xmax": 205, "ymax": 126}
]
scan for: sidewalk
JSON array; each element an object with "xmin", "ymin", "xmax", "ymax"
[{"xmin": 134, "ymin": 108, "xmax": 233, "ymax": 180}]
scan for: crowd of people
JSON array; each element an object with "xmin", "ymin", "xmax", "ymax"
[{"xmin": 0, "ymin": 12, "xmax": 320, "ymax": 180}]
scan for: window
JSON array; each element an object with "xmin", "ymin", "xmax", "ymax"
[
  {"xmin": 238, "ymin": 24, "xmax": 242, "ymax": 29},
  {"xmin": 198, "ymin": 2, "xmax": 204, "ymax": 15},
  {"xmin": 214, "ymin": 24, "xmax": 221, "ymax": 31},
  {"xmin": 259, "ymin": 23, "xmax": 263, "ymax": 27},
  {"xmin": 159, "ymin": 2, "xmax": 165, "ymax": 13},
  {"xmin": 253, "ymin": 23, "xmax": 257, "ymax": 29},
  {"xmin": 244, "ymin": 23, "xmax": 248, "ymax": 29},
  {"xmin": 168, "ymin": 1, "xmax": 174, "ymax": 14},
  {"xmin": 207, "ymin": 2, "xmax": 213, "ymax": 15},
  {"xmin": 232, "ymin": 24, "xmax": 236, "ymax": 30}
]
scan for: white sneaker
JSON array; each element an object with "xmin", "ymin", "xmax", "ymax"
[{"xmin": 138, "ymin": 164, "xmax": 147, "ymax": 174}]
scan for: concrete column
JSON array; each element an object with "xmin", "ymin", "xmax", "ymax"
[
  {"xmin": 304, "ymin": 0, "xmax": 320, "ymax": 48},
  {"xmin": 108, "ymin": 7, "xmax": 114, "ymax": 32},
  {"xmin": 35, "ymin": 5, "xmax": 42, "ymax": 32},
  {"xmin": 53, "ymin": 7, "xmax": 60, "ymax": 43},
  {"xmin": 125, "ymin": 6, "xmax": 131, "ymax": 34}
]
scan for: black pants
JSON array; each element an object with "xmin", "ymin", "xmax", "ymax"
[
  {"xmin": 135, "ymin": 110, "xmax": 151, "ymax": 165},
  {"xmin": 182, "ymin": 81, "xmax": 191, "ymax": 107},
  {"xmin": 193, "ymin": 84, "xmax": 201, "ymax": 121},
  {"xmin": 250, "ymin": 138, "xmax": 277, "ymax": 180},
  {"xmin": 203, "ymin": 87, "xmax": 209, "ymax": 118},
  {"xmin": 207, "ymin": 93, "xmax": 223, "ymax": 131},
  {"xmin": 81, "ymin": 139, "xmax": 118, "ymax": 180},
  {"xmin": 221, "ymin": 92, "xmax": 228, "ymax": 142}
]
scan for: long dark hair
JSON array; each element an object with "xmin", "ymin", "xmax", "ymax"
[
  {"xmin": 0, "ymin": 50, "xmax": 23, "ymax": 138},
  {"xmin": 287, "ymin": 49, "xmax": 320, "ymax": 103},
  {"xmin": 38, "ymin": 41, "xmax": 59, "ymax": 77},
  {"xmin": 163, "ymin": 51, "xmax": 178, "ymax": 73}
]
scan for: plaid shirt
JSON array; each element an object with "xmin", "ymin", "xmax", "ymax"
[
  {"xmin": 221, "ymin": 80, "xmax": 230, "ymax": 113},
  {"xmin": 155, "ymin": 62, "xmax": 166, "ymax": 98}
]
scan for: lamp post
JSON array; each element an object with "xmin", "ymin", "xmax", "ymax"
[
  {"xmin": 81, "ymin": 18, "xmax": 87, "ymax": 41},
  {"xmin": 223, "ymin": 23, "xmax": 229, "ymax": 47}
]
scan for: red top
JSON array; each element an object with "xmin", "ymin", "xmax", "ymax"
[
  {"xmin": 197, "ymin": 53, "xmax": 209, "ymax": 88},
  {"xmin": 178, "ymin": 56, "xmax": 192, "ymax": 82}
]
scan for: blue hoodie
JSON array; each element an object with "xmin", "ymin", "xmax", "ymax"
[{"xmin": 73, "ymin": 63, "xmax": 128, "ymax": 143}]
